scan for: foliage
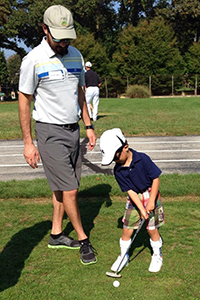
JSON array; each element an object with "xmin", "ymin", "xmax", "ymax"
[
  {"xmin": 0, "ymin": 51, "xmax": 9, "ymax": 92},
  {"xmin": 1, "ymin": 1, "xmax": 200, "ymax": 95},
  {"xmin": 184, "ymin": 41, "xmax": 200, "ymax": 74},
  {"xmin": 159, "ymin": 0, "xmax": 200, "ymax": 54},
  {"xmin": 112, "ymin": 17, "xmax": 186, "ymax": 94},
  {"xmin": 72, "ymin": 33, "xmax": 110, "ymax": 77},
  {"xmin": 6, "ymin": 54, "xmax": 21, "ymax": 90},
  {"xmin": 125, "ymin": 84, "xmax": 151, "ymax": 98}
]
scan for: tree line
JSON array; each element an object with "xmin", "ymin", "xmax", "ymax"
[{"xmin": 1, "ymin": 0, "xmax": 200, "ymax": 97}]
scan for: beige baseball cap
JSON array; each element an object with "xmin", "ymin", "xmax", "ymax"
[{"xmin": 43, "ymin": 5, "xmax": 76, "ymax": 39}]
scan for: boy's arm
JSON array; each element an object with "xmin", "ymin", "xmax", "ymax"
[
  {"xmin": 127, "ymin": 189, "xmax": 149, "ymax": 219},
  {"xmin": 146, "ymin": 177, "xmax": 160, "ymax": 214}
]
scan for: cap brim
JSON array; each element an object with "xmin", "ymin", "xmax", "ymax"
[
  {"xmin": 50, "ymin": 27, "xmax": 76, "ymax": 39},
  {"xmin": 101, "ymin": 153, "xmax": 115, "ymax": 166}
]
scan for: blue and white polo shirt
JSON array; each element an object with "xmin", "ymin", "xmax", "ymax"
[{"xmin": 19, "ymin": 37, "xmax": 85, "ymax": 124}]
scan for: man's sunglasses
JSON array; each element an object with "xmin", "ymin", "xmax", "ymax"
[{"xmin": 46, "ymin": 25, "xmax": 71, "ymax": 43}]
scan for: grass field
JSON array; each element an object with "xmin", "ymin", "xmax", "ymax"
[
  {"xmin": 1, "ymin": 96, "xmax": 200, "ymax": 139},
  {"xmin": 0, "ymin": 98, "xmax": 200, "ymax": 299},
  {"xmin": 0, "ymin": 175, "xmax": 200, "ymax": 299}
]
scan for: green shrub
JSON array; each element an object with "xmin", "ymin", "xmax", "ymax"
[{"xmin": 126, "ymin": 84, "xmax": 151, "ymax": 98}]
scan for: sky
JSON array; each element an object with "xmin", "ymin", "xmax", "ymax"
[
  {"xmin": 3, "ymin": 40, "xmax": 31, "ymax": 59},
  {"xmin": 4, "ymin": 48, "xmax": 16, "ymax": 59}
]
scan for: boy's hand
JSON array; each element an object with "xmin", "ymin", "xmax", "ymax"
[
  {"xmin": 146, "ymin": 201, "xmax": 155, "ymax": 215},
  {"xmin": 140, "ymin": 208, "xmax": 149, "ymax": 220}
]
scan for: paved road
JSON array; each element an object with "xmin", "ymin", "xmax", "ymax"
[{"xmin": 1, "ymin": 135, "xmax": 200, "ymax": 181}]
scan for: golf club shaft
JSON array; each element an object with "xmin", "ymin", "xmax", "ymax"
[{"xmin": 115, "ymin": 218, "xmax": 146, "ymax": 274}]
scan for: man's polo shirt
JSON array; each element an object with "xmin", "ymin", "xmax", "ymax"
[
  {"xmin": 19, "ymin": 37, "xmax": 85, "ymax": 124},
  {"xmin": 114, "ymin": 149, "xmax": 162, "ymax": 193}
]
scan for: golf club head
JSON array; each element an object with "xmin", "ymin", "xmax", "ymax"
[{"xmin": 106, "ymin": 271, "xmax": 122, "ymax": 278}]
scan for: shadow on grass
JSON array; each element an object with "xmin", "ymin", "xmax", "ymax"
[
  {"xmin": 64, "ymin": 184, "xmax": 112, "ymax": 237},
  {"xmin": 81, "ymin": 137, "xmax": 113, "ymax": 175},
  {"xmin": 0, "ymin": 220, "xmax": 51, "ymax": 292}
]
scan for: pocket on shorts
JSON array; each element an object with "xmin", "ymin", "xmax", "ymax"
[{"xmin": 35, "ymin": 122, "xmax": 50, "ymax": 144}]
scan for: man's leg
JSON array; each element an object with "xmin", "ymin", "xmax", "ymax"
[
  {"xmin": 62, "ymin": 189, "xmax": 97, "ymax": 265},
  {"xmin": 92, "ymin": 89, "xmax": 99, "ymax": 121},
  {"xmin": 51, "ymin": 191, "xmax": 64, "ymax": 234},
  {"xmin": 85, "ymin": 88, "xmax": 93, "ymax": 119},
  {"xmin": 48, "ymin": 191, "xmax": 80, "ymax": 249},
  {"xmin": 63, "ymin": 189, "xmax": 87, "ymax": 240}
]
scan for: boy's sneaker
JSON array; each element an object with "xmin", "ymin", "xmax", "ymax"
[
  {"xmin": 148, "ymin": 254, "xmax": 163, "ymax": 272},
  {"xmin": 48, "ymin": 233, "xmax": 80, "ymax": 249},
  {"xmin": 80, "ymin": 240, "xmax": 97, "ymax": 265},
  {"xmin": 111, "ymin": 254, "xmax": 129, "ymax": 272}
]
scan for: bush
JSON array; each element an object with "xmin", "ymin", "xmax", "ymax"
[{"xmin": 126, "ymin": 84, "xmax": 151, "ymax": 98}]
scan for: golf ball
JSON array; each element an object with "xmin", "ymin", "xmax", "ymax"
[{"xmin": 113, "ymin": 280, "xmax": 120, "ymax": 287}]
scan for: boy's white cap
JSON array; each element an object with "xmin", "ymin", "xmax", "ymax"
[
  {"xmin": 100, "ymin": 128, "xmax": 126, "ymax": 165},
  {"xmin": 85, "ymin": 61, "xmax": 92, "ymax": 68},
  {"xmin": 43, "ymin": 5, "xmax": 76, "ymax": 39}
]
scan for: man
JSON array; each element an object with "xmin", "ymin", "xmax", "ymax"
[
  {"xmin": 84, "ymin": 61, "xmax": 102, "ymax": 121},
  {"xmin": 18, "ymin": 5, "xmax": 97, "ymax": 265}
]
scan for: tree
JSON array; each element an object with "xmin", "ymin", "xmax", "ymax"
[
  {"xmin": 116, "ymin": 0, "xmax": 168, "ymax": 28},
  {"xmin": 158, "ymin": 0, "xmax": 200, "ymax": 54},
  {"xmin": 0, "ymin": 50, "xmax": 9, "ymax": 92},
  {"xmin": 72, "ymin": 33, "xmax": 110, "ymax": 77},
  {"xmin": 112, "ymin": 17, "xmax": 185, "ymax": 94},
  {"xmin": 7, "ymin": 54, "xmax": 21, "ymax": 91},
  {"xmin": 0, "ymin": 0, "xmax": 118, "ymax": 59}
]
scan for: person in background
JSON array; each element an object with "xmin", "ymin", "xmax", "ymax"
[
  {"xmin": 18, "ymin": 5, "xmax": 97, "ymax": 265},
  {"xmin": 84, "ymin": 61, "xmax": 102, "ymax": 121}
]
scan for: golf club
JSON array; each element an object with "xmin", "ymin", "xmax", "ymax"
[{"xmin": 106, "ymin": 218, "xmax": 146, "ymax": 278}]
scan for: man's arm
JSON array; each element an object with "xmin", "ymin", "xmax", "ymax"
[
  {"xmin": 18, "ymin": 91, "xmax": 40, "ymax": 168},
  {"xmin": 78, "ymin": 85, "xmax": 96, "ymax": 150}
]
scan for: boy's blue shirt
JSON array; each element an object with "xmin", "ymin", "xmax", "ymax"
[{"xmin": 114, "ymin": 148, "xmax": 161, "ymax": 193}]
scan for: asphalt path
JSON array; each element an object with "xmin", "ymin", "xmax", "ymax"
[{"xmin": 0, "ymin": 135, "xmax": 200, "ymax": 181}]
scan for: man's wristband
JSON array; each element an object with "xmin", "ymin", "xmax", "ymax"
[{"xmin": 85, "ymin": 124, "xmax": 94, "ymax": 130}]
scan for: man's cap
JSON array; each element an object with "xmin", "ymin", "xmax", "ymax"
[
  {"xmin": 85, "ymin": 61, "xmax": 92, "ymax": 68},
  {"xmin": 43, "ymin": 5, "xmax": 76, "ymax": 39},
  {"xmin": 100, "ymin": 128, "xmax": 127, "ymax": 165}
]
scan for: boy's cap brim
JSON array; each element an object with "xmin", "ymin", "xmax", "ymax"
[{"xmin": 100, "ymin": 128, "xmax": 126, "ymax": 165}]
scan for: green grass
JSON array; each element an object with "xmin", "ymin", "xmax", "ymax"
[
  {"xmin": 0, "ymin": 175, "xmax": 200, "ymax": 299},
  {"xmin": 1, "ymin": 96, "xmax": 200, "ymax": 139},
  {"xmin": 1, "ymin": 98, "xmax": 200, "ymax": 298}
]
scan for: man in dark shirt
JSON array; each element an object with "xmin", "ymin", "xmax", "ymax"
[{"xmin": 84, "ymin": 61, "xmax": 102, "ymax": 121}]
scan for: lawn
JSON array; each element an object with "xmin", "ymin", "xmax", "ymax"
[
  {"xmin": 0, "ymin": 175, "xmax": 200, "ymax": 299},
  {"xmin": 1, "ymin": 96, "xmax": 200, "ymax": 139},
  {"xmin": 0, "ymin": 98, "xmax": 200, "ymax": 299}
]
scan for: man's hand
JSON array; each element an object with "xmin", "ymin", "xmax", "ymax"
[
  {"xmin": 86, "ymin": 129, "xmax": 96, "ymax": 150},
  {"xmin": 24, "ymin": 143, "xmax": 40, "ymax": 169}
]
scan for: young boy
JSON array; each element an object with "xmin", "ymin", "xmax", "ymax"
[{"xmin": 100, "ymin": 128, "xmax": 165, "ymax": 273}]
